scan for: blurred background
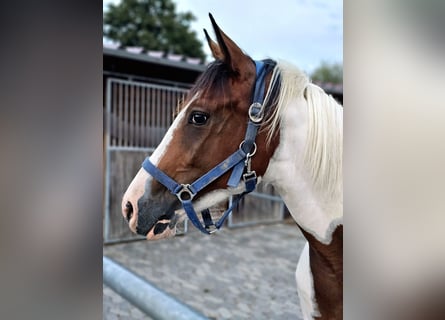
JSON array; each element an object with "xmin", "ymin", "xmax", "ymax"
[{"xmin": 0, "ymin": 0, "xmax": 443, "ymax": 319}]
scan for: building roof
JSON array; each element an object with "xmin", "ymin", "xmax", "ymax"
[
  {"xmin": 103, "ymin": 47, "xmax": 207, "ymax": 72},
  {"xmin": 103, "ymin": 46, "xmax": 206, "ymax": 87}
]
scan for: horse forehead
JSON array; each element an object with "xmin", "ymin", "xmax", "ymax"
[
  {"xmin": 199, "ymin": 85, "xmax": 252, "ymax": 110},
  {"xmin": 229, "ymin": 75, "xmax": 256, "ymax": 97},
  {"xmin": 197, "ymin": 74, "xmax": 254, "ymax": 103}
]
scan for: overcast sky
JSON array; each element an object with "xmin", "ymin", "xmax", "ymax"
[{"xmin": 103, "ymin": 0, "xmax": 343, "ymax": 73}]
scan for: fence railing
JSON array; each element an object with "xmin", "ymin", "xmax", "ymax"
[{"xmin": 104, "ymin": 79, "xmax": 188, "ymax": 243}]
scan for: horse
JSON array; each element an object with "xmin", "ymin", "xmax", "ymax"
[{"xmin": 121, "ymin": 14, "xmax": 343, "ymax": 320}]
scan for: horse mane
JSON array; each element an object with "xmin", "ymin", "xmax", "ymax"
[{"xmin": 264, "ymin": 61, "xmax": 343, "ymax": 199}]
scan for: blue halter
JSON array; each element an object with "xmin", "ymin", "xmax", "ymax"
[{"xmin": 142, "ymin": 60, "xmax": 271, "ymax": 234}]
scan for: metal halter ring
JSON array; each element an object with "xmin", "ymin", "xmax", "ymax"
[
  {"xmin": 176, "ymin": 184, "xmax": 195, "ymax": 202},
  {"xmin": 239, "ymin": 141, "xmax": 257, "ymax": 157},
  {"xmin": 248, "ymin": 102, "xmax": 264, "ymax": 123}
]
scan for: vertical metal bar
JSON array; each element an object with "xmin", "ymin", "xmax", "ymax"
[
  {"xmin": 166, "ymin": 90, "xmax": 170, "ymax": 129},
  {"xmin": 169, "ymin": 90, "xmax": 173, "ymax": 126},
  {"xmin": 170, "ymin": 91, "xmax": 176, "ymax": 125},
  {"xmin": 147, "ymin": 87, "xmax": 151, "ymax": 146},
  {"xmin": 162, "ymin": 89, "xmax": 167, "ymax": 134},
  {"xmin": 151, "ymin": 87, "xmax": 155, "ymax": 145},
  {"xmin": 104, "ymin": 78, "xmax": 112, "ymax": 242},
  {"xmin": 135, "ymin": 85, "xmax": 140, "ymax": 147},
  {"xmin": 169, "ymin": 90, "xmax": 173, "ymax": 125},
  {"xmin": 118, "ymin": 83, "xmax": 123, "ymax": 146},
  {"xmin": 111, "ymin": 82, "xmax": 116, "ymax": 146},
  {"xmin": 227, "ymin": 196, "xmax": 234, "ymax": 228},
  {"xmin": 279, "ymin": 201, "xmax": 285, "ymax": 220},
  {"xmin": 159, "ymin": 90, "xmax": 170, "ymax": 139},
  {"xmin": 165, "ymin": 89, "xmax": 169, "ymax": 133},
  {"xmin": 124, "ymin": 84, "xmax": 129, "ymax": 146},
  {"xmin": 152, "ymin": 89, "xmax": 155, "ymax": 143},
  {"xmin": 141, "ymin": 86, "xmax": 146, "ymax": 147},
  {"xmin": 129, "ymin": 84, "xmax": 134, "ymax": 146},
  {"xmin": 169, "ymin": 90, "xmax": 174, "ymax": 125},
  {"xmin": 162, "ymin": 88, "xmax": 166, "ymax": 141},
  {"xmin": 155, "ymin": 88, "xmax": 160, "ymax": 144},
  {"xmin": 147, "ymin": 88, "xmax": 157, "ymax": 147}
]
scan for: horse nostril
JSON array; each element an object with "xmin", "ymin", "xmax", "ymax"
[{"xmin": 124, "ymin": 201, "xmax": 133, "ymax": 222}]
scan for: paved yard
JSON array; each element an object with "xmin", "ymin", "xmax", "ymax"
[{"xmin": 103, "ymin": 221, "xmax": 306, "ymax": 319}]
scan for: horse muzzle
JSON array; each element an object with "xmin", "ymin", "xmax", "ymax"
[{"xmin": 122, "ymin": 194, "xmax": 178, "ymax": 240}]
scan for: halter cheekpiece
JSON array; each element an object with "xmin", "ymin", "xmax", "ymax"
[{"xmin": 142, "ymin": 59, "xmax": 276, "ymax": 234}]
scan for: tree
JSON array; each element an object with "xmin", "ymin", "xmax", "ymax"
[
  {"xmin": 103, "ymin": 0, "xmax": 206, "ymax": 61},
  {"xmin": 311, "ymin": 61, "xmax": 343, "ymax": 84}
]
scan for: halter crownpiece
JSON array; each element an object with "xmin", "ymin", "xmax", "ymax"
[{"xmin": 142, "ymin": 59, "xmax": 276, "ymax": 234}]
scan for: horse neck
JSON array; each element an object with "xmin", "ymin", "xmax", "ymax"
[{"xmin": 262, "ymin": 93, "xmax": 342, "ymax": 245}]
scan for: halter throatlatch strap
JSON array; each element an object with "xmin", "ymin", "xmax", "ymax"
[{"xmin": 142, "ymin": 59, "xmax": 275, "ymax": 234}]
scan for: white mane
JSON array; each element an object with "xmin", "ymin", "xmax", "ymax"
[{"xmin": 263, "ymin": 61, "xmax": 343, "ymax": 200}]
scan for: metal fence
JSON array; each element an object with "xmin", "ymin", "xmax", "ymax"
[
  {"xmin": 104, "ymin": 77, "xmax": 284, "ymax": 243},
  {"xmin": 104, "ymin": 78, "xmax": 188, "ymax": 243}
]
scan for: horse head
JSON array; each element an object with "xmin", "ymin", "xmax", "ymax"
[{"xmin": 121, "ymin": 14, "xmax": 280, "ymax": 240}]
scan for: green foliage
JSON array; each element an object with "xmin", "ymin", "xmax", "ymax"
[
  {"xmin": 103, "ymin": 0, "xmax": 206, "ymax": 61},
  {"xmin": 310, "ymin": 61, "xmax": 343, "ymax": 84}
]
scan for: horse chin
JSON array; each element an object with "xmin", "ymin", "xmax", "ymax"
[
  {"xmin": 146, "ymin": 223, "xmax": 176, "ymax": 240},
  {"xmin": 145, "ymin": 213, "xmax": 181, "ymax": 241}
]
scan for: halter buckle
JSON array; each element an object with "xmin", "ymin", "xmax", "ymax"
[
  {"xmin": 243, "ymin": 170, "xmax": 257, "ymax": 182},
  {"xmin": 243, "ymin": 171, "xmax": 257, "ymax": 193},
  {"xmin": 176, "ymin": 184, "xmax": 195, "ymax": 202},
  {"xmin": 248, "ymin": 102, "xmax": 264, "ymax": 123}
]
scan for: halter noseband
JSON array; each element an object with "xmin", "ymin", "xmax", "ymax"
[{"xmin": 141, "ymin": 60, "xmax": 275, "ymax": 234}]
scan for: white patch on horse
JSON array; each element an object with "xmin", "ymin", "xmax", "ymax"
[
  {"xmin": 262, "ymin": 61, "xmax": 343, "ymax": 244},
  {"xmin": 296, "ymin": 242, "xmax": 321, "ymax": 320},
  {"xmin": 122, "ymin": 167, "xmax": 149, "ymax": 232},
  {"xmin": 149, "ymin": 94, "xmax": 197, "ymax": 166},
  {"xmin": 143, "ymin": 93, "xmax": 198, "ymax": 199}
]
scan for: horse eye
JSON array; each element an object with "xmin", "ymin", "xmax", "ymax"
[{"xmin": 189, "ymin": 111, "xmax": 209, "ymax": 126}]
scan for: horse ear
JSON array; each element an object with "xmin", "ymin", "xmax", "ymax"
[
  {"xmin": 204, "ymin": 28, "xmax": 223, "ymax": 60},
  {"xmin": 208, "ymin": 13, "xmax": 250, "ymax": 74}
]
